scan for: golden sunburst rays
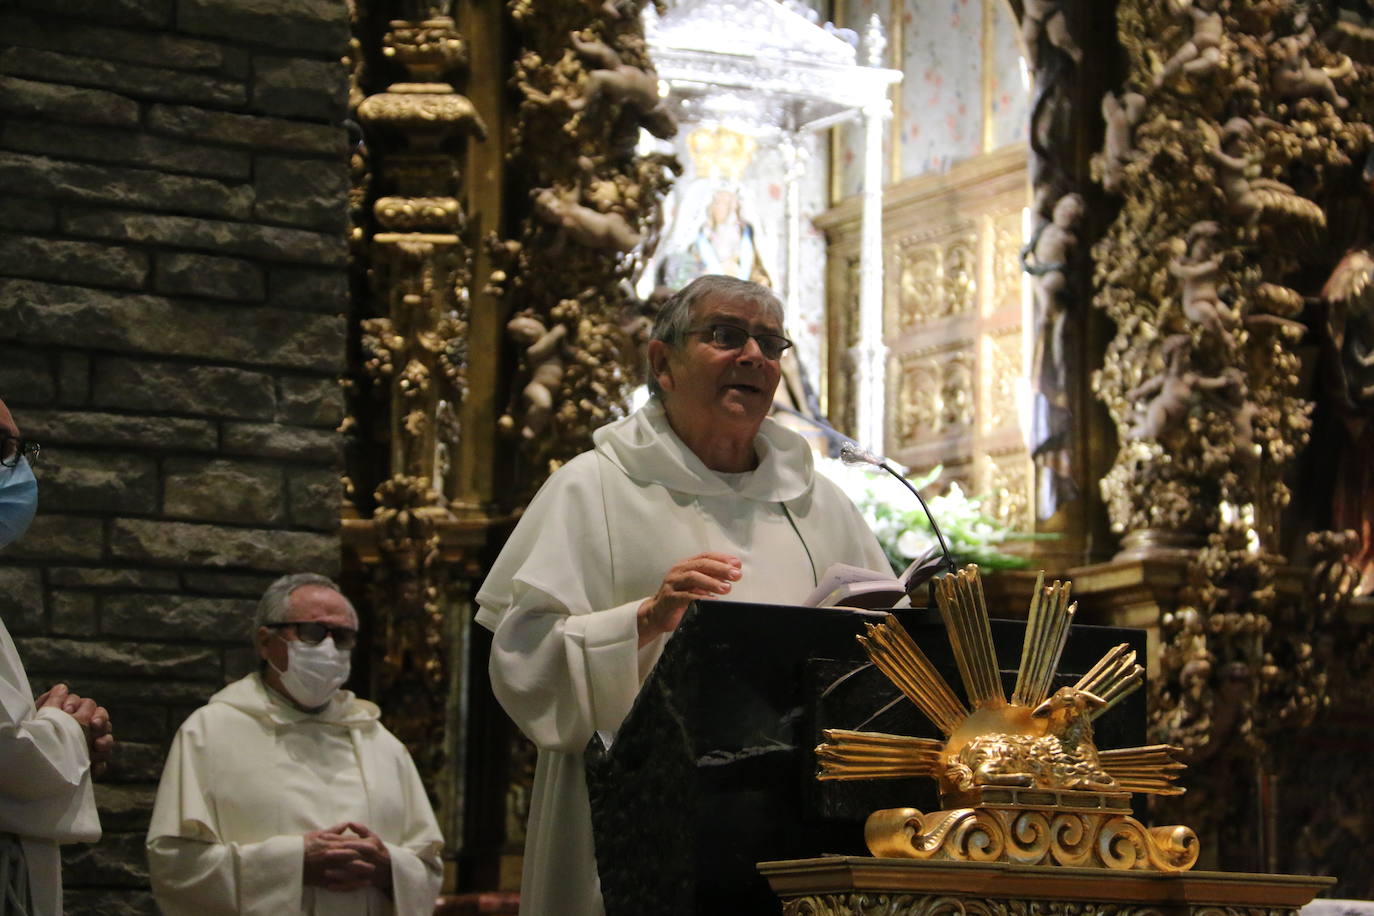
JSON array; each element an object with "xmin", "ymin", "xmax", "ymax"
[
  {"xmin": 934, "ymin": 566, "xmax": 1004, "ymax": 709},
  {"xmin": 1011, "ymin": 571, "xmax": 1075, "ymax": 709},
  {"xmin": 857, "ymin": 612, "xmax": 967, "ymax": 736},
  {"xmin": 1098, "ymin": 746, "xmax": 1187, "ymax": 795},
  {"xmin": 816, "ymin": 564, "xmax": 1186, "ymax": 798},
  {"xmin": 1073, "ymin": 641, "xmax": 1144, "ymax": 719},
  {"xmin": 814, "ymin": 730, "xmax": 945, "ymax": 781}
]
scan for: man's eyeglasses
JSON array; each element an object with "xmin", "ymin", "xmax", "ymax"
[
  {"xmin": 0, "ymin": 433, "xmax": 39, "ymax": 469},
  {"xmin": 687, "ymin": 324, "xmax": 793, "ymax": 361},
  {"xmin": 264, "ymin": 621, "xmax": 358, "ymax": 650}
]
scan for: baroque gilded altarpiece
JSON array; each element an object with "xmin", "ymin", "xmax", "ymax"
[
  {"xmin": 334, "ymin": 0, "xmax": 1374, "ymax": 903},
  {"xmin": 824, "ymin": 0, "xmax": 1374, "ymax": 898}
]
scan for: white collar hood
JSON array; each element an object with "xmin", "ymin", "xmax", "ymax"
[
  {"xmin": 592, "ymin": 399, "xmax": 814, "ymax": 502},
  {"xmin": 211, "ymin": 672, "xmax": 380, "ymax": 729}
]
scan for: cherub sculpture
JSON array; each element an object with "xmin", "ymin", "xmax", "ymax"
[
  {"xmin": 514, "ymin": 49, "xmax": 579, "ymax": 109},
  {"xmin": 1024, "ymin": 192, "xmax": 1085, "ymax": 318},
  {"xmin": 1168, "ymin": 220, "xmax": 1237, "ymax": 340},
  {"xmin": 532, "ymin": 184, "xmax": 642, "ymax": 253},
  {"xmin": 1155, "ymin": 0, "xmax": 1225, "ymax": 87},
  {"xmin": 1097, "ymin": 90, "xmax": 1146, "ymax": 193},
  {"xmin": 502, "ymin": 313, "xmax": 567, "ymax": 441},
  {"xmin": 1207, "ymin": 117, "xmax": 1306, "ymax": 225},
  {"xmin": 1127, "ymin": 335, "xmax": 1233, "ymax": 445},
  {"xmin": 568, "ymin": 31, "xmax": 676, "ymax": 139},
  {"xmin": 1272, "ymin": 22, "xmax": 1351, "ymax": 108}
]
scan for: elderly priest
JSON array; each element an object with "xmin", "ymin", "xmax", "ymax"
[
  {"xmin": 477, "ymin": 274, "xmax": 889, "ymax": 916},
  {"xmin": 147, "ymin": 573, "xmax": 443, "ymax": 915}
]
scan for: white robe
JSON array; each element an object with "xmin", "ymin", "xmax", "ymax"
[
  {"xmin": 0, "ymin": 617, "xmax": 101, "ymax": 916},
  {"xmin": 475, "ymin": 401, "xmax": 888, "ymax": 916},
  {"xmin": 146, "ymin": 673, "xmax": 443, "ymax": 916}
]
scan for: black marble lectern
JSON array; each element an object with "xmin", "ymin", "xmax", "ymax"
[{"xmin": 584, "ymin": 600, "xmax": 1147, "ymax": 916}]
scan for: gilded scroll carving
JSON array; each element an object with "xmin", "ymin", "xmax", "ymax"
[
  {"xmin": 893, "ymin": 346, "xmax": 975, "ymax": 444},
  {"xmin": 782, "ymin": 896, "xmax": 1292, "ymax": 916},
  {"xmin": 898, "ymin": 246, "xmax": 940, "ymax": 327},
  {"xmin": 991, "ymin": 210, "xmax": 1024, "ymax": 313},
  {"xmin": 894, "ymin": 233, "xmax": 978, "ymax": 328},
  {"xmin": 979, "ymin": 452, "xmax": 1031, "ymax": 532}
]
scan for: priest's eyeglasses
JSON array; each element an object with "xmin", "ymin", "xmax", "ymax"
[
  {"xmin": 688, "ymin": 324, "xmax": 793, "ymax": 361},
  {"xmin": 264, "ymin": 621, "xmax": 358, "ymax": 650},
  {"xmin": 0, "ymin": 433, "xmax": 40, "ymax": 469}
]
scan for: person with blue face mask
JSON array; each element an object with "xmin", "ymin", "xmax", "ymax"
[
  {"xmin": 0, "ymin": 395, "xmax": 114, "ymax": 916},
  {"xmin": 146, "ymin": 573, "xmax": 444, "ymax": 915}
]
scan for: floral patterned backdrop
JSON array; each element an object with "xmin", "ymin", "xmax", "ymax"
[{"xmin": 837, "ymin": 0, "xmax": 1029, "ymax": 197}]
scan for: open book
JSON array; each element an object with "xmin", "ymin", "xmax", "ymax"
[{"xmin": 802, "ymin": 544, "xmax": 945, "ymax": 609}]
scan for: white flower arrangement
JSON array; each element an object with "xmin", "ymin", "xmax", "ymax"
[{"xmin": 815, "ymin": 456, "xmax": 1043, "ymax": 576}]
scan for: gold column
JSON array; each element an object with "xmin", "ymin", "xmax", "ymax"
[{"xmin": 346, "ymin": 13, "xmax": 492, "ymax": 883}]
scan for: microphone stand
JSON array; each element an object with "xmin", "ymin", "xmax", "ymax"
[
  {"xmin": 769, "ymin": 404, "xmax": 959, "ymax": 601},
  {"xmin": 840, "ymin": 443, "xmax": 959, "ymax": 584}
]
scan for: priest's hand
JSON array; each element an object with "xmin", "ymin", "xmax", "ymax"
[
  {"xmin": 304, "ymin": 823, "xmax": 374, "ymax": 891},
  {"xmin": 636, "ymin": 553, "xmax": 741, "ymax": 647},
  {"xmin": 36, "ymin": 684, "xmax": 116, "ymax": 778},
  {"xmin": 338, "ymin": 822, "xmax": 393, "ymax": 891}
]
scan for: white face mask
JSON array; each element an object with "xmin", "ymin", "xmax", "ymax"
[
  {"xmin": 0, "ymin": 457, "xmax": 38, "ymax": 548},
  {"xmin": 271, "ymin": 637, "xmax": 351, "ymax": 710}
]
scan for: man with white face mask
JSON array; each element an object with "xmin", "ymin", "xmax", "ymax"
[
  {"xmin": 1, "ymin": 395, "xmax": 113, "ymax": 916},
  {"xmin": 146, "ymin": 573, "xmax": 443, "ymax": 915}
]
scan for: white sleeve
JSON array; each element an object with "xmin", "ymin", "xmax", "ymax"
[
  {"xmin": 477, "ymin": 456, "xmax": 665, "ymax": 752},
  {"xmin": 146, "ymin": 833, "xmax": 304, "ymax": 916},
  {"xmin": 380, "ymin": 743, "xmax": 444, "ymax": 916},
  {"xmin": 488, "ymin": 590, "xmax": 664, "ymax": 752},
  {"xmin": 0, "ymin": 632, "xmax": 100, "ymax": 843},
  {"xmin": 147, "ymin": 723, "xmax": 305, "ymax": 915}
]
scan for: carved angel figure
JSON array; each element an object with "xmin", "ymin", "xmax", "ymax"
[
  {"xmin": 1207, "ymin": 117, "xmax": 1306, "ymax": 225},
  {"xmin": 1127, "ymin": 334, "xmax": 1233, "ymax": 445},
  {"xmin": 1168, "ymin": 220, "xmax": 1238, "ymax": 339},
  {"xmin": 502, "ymin": 313, "xmax": 567, "ymax": 441},
  {"xmin": 568, "ymin": 30, "xmax": 676, "ymax": 139},
  {"xmin": 532, "ymin": 184, "xmax": 642, "ymax": 253},
  {"xmin": 1272, "ymin": 23, "xmax": 1352, "ymax": 108},
  {"xmin": 1097, "ymin": 90, "xmax": 1146, "ymax": 193},
  {"xmin": 1155, "ymin": 0, "xmax": 1225, "ymax": 86}
]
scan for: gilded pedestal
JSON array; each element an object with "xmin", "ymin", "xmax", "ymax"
[{"xmin": 757, "ymin": 857, "xmax": 1333, "ymax": 916}]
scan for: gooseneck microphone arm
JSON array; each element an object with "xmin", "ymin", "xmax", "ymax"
[
  {"xmin": 772, "ymin": 403, "xmax": 958, "ymax": 580},
  {"xmin": 839, "ymin": 442, "xmax": 959, "ymax": 580}
]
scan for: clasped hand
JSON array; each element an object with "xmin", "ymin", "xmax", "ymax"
[
  {"xmin": 303, "ymin": 822, "xmax": 393, "ymax": 893},
  {"xmin": 35, "ymin": 684, "xmax": 114, "ymax": 779},
  {"xmin": 636, "ymin": 552, "xmax": 741, "ymax": 647}
]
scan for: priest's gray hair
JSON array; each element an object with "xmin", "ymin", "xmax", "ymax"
[
  {"xmin": 647, "ymin": 274, "xmax": 785, "ymax": 399},
  {"xmin": 254, "ymin": 572, "xmax": 358, "ymax": 635}
]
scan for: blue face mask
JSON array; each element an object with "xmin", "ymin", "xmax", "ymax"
[{"xmin": 0, "ymin": 458, "xmax": 38, "ymax": 548}]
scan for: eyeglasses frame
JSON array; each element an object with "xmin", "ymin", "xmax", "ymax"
[
  {"xmin": 685, "ymin": 323, "xmax": 793, "ymax": 360},
  {"xmin": 262, "ymin": 620, "xmax": 358, "ymax": 650},
  {"xmin": 0, "ymin": 433, "xmax": 40, "ymax": 469}
]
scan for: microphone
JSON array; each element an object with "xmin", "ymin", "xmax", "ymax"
[
  {"xmin": 840, "ymin": 442, "xmax": 959, "ymax": 580},
  {"xmin": 769, "ymin": 403, "xmax": 959, "ymax": 583}
]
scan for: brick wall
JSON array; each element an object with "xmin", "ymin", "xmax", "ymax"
[{"xmin": 0, "ymin": 1, "xmax": 351, "ymax": 911}]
